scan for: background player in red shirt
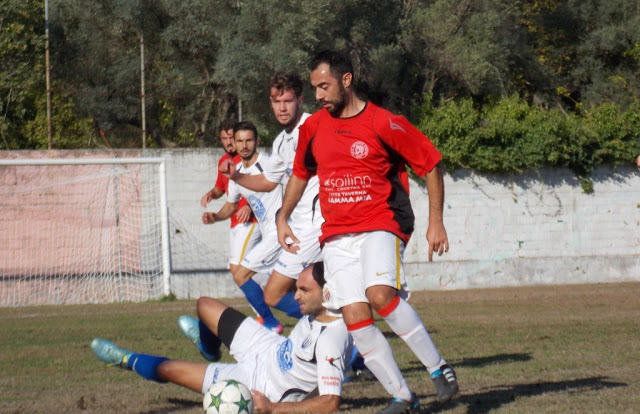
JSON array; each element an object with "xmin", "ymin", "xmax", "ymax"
[
  {"xmin": 200, "ymin": 119, "xmax": 258, "ymax": 275},
  {"xmin": 276, "ymin": 50, "xmax": 459, "ymax": 413}
]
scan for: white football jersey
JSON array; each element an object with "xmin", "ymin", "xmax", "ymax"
[
  {"xmin": 263, "ymin": 315, "xmax": 352, "ymax": 402},
  {"xmin": 228, "ymin": 153, "xmax": 282, "ymax": 236},
  {"xmin": 264, "ymin": 113, "xmax": 323, "ymax": 231}
]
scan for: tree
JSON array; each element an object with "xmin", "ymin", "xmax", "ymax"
[
  {"xmin": 0, "ymin": 0, "xmax": 92, "ymax": 149},
  {"xmin": 1, "ymin": 0, "xmax": 48, "ymax": 149},
  {"xmin": 521, "ymin": 0, "xmax": 640, "ymax": 110}
]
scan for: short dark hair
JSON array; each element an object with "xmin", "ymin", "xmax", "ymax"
[
  {"xmin": 218, "ymin": 118, "xmax": 237, "ymax": 133},
  {"xmin": 309, "ymin": 50, "xmax": 354, "ymax": 81},
  {"xmin": 233, "ymin": 121, "xmax": 258, "ymax": 140},
  {"xmin": 270, "ymin": 72, "xmax": 303, "ymax": 97},
  {"xmin": 311, "ymin": 262, "xmax": 325, "ymax": 287}
]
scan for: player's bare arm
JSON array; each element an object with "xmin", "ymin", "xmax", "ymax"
[
  {"xmin": 200, "ymin": 187, "xmax": 224, "ymax": 207},
  {"xmin": 252, "ymin": 390, "xmax": 340, "ymax": 414},
  {"xmin": 218, "ymin": 158, "xmax": 278, "ymax": 192},
  {"xmin": 202, "ymin": 201, "xmax": 238, "ymax": 224},
  {"xmin": 276, "ymin": 175, "xmax": 308, "ymax": 253},
  {"xmin": 234, "ymin": 172, "xmax": 278, "ymax": 193},
  {"xmin": 425, "ymin": 162, "xmax": 449, "ymax": 261}
]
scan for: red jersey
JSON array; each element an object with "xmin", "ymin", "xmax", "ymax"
[
  {"xmin": 293, "ymin": 102, "xmax": 441, "ymax": 244},
  {"xmin": 215, "ymin": 153, "xmax": 256, "ymax": 228}
]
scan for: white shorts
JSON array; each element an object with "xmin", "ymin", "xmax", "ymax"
[
  {"xmin": 240, "ymin": 227, "xmax": 282, "ymax": 274},
  {"xmin": 202, "ymin": 318, "xmax": 282, "ymax": 394},
  {"xmin": 321, "ymin": 231, "xmax": 410, "ymax": 311},
  {"xmin": 229, "ymin": 222, "xmax": 261, "ymax": 267},
  {"xmin": 273, "ymin": 226, "xmax": 322, "ymax": 279}
]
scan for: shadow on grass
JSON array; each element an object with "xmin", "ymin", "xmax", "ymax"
[
  {"xmin": 132, "ymin": 377, "xmax": 626, "ymax": 413},
  {"xmin": 344, "ymin": 377, "xmax": 625, "ymax": 414},
  {"xmin": 455, "ymin": 353, "xmax": 533, "ymax": 368},
  {"xmin": 398, "ymin": 353, "xmax": 534, "ymax": 376},
  {"xmin": 423, "ymin": 376, "xmax": 626, "ymax": 413}
]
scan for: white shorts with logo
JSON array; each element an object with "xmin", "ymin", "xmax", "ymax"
[
  {"xmin": 321, "ymin": 231, "xmax": 410, "ymax": 311},
  {"xmin": 202, "ymin": 318, "xmax": 281, "ymax": 394},
  {"xmin": 229, "ymin": 222, "xmax": 261, "ymax": 267},
  {"xmin": 240, "ymin": 225, "xmax": 282, "ymax": 274},
  {"xmin": 273, "ymin": 225, "xmax": 322, "ymax": 280}
]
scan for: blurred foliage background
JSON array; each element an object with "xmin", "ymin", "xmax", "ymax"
[{"xmin": 1, "ymin": 0, "xmax": 639, "ymax": 178}]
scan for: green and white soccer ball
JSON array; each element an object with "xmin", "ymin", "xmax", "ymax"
[{"xmin": 203, "ymin": 379, "xmax": 254, "ymax": 414}]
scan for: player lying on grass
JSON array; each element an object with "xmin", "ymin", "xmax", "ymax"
[{"xmin": 91, "ymin": 262, "xmax": 354, "ymax": 413}]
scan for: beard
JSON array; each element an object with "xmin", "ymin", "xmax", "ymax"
[{"xmin": 326, "ymin": 84, "xmax": 348, "ymax": 117}]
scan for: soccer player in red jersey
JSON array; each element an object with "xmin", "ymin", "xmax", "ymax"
[{"xmin": 276, "ymin": 50, "xmax": 459, "ymax": 413}]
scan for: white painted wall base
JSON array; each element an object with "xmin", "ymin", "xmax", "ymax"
[{"xmin": 4, "ymin": 149, "xmax": 638, "ymax": 301}]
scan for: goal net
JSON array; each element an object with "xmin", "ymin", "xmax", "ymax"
[{"xmin": 0, "ymin": 158, "xmax": 170, "ymax": 306}]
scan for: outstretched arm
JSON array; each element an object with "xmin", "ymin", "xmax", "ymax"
[
  {"xmin": 424, "ymin": 162, "xmax": 449, "ymax": 261},
  {"xmin": 232, "ymin": 173, "xmax": 278, "ymax": 192},
  {"xmin": 252, "ymin": 391, "xmax": 340, "ymax": 414},
  {"xmin": 276, "ymin": 175, "xmax": 308, "ymax": 253},
  {"xmin": 219, "ymin": 157, "xmax": 278, "ymax": 192},
  {"xmin": 202, "ymin": 201, "xmax": 238, "ymax": 224}
]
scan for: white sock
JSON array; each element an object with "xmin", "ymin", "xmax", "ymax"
[
  {"xmin": 349, "ymin": 322, "xmax": 413, "ymax": 401},
  {"xmin": 380, "ymin": 297, "xmax": 445, "ymax": 374}
]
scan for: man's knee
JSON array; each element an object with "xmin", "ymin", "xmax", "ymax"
[
  {"xmin": 231, "ymin": 266, "xmax": 253, "ymax": 286},
  {"xmin": 263, "ymin": 271, "xmax": 295, "ymax": 307},
  {"xmin": 196, "ymin": 296, "xmax": 212, "ymax": 315},
  {"xmin": 156, "ymin": 360, "xmax": 175, "ymax": 382},
  {"xmin": 342, "ymin": 302, "xmax": 374, "ymax": 327},
  {"xmin": 263, "ymin": 289, "xmax": 280, "ymax": 307},
  {"xmin": 263, "ymin": 283, "xmax": 289, "ymax": 307},
  {"xmin": 366, "ymin": 285, "xmax": 397, "ymax": 311}
]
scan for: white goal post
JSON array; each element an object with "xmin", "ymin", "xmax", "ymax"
[{"xmin": 0, "ymin": 158, "xmax": 171, "ymax": 306}]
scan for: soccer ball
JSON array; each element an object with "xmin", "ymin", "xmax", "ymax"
[{"xmin": 203, "ymin": 379, "xmax": 254, "ymax": 414}]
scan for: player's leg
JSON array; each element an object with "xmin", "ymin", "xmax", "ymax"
[
  {"xmin": 228, "ymin": 222, "xmax": 260, "ymax": 274},
  {"xmin": 322, "ymin": 235, "xmax": 415, "ymax": 408},
  {"xmin": 229, "ymin": 222, "xmax": 268, "ymax": 320},
  {"xmin": 362, "ymin": 231, "xmax": 458, "ymax": 403},
  {"xmin": 263, "ymin": 270, "xmax": 300, "ymax": 318},
  {"xmin": 157, "ymin": 361, "xmax": 209, "ymax": 392},
  {"xmin": 236, "ymin": 230, "xmax": 285, "ymax": 332},
  {"xmin": 178, "ymin": 297, "xmax": 227, "ymax": 361},
  {"xmin": 91, "ymin": 337, "xmax": 207, "ymax": 392},
  {"xmin": 265, "ymin": 225, "xmax": 323, "ymax": 318},
  {"xmin": 231, "ymin": 264, "xmax": 281, "ymax": 331}
]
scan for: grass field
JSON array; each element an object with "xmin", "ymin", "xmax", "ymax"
[{"xmin": 1, "ymin": 282, "xmax": 639, "ymax": 413}]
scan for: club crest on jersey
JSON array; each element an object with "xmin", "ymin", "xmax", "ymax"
[
  {"xmin": 276, "ymin": 338, "xmax": 294, "ymax": 373},
  {"xmin": 350, "ymin": 141, "xmax": 369, "ymax": 160},
  {"xmin": 323, "ymin": 286, "xmax": 331, "ymax": 302},
  {"xmin": 248, "ymin": 196, "xmax": 266, "ymax": 221}
]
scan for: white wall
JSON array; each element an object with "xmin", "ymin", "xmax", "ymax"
[
  {"xmin": 3, "ymin": 149, "xmax": 637, "ymax": 300},
  {"xmin": 144, "ymin": 148, "xmax": 640, "ymax": 298}
]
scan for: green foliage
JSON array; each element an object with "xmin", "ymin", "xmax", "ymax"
[
  {"xmin": 1, "ymin": 0, "xmax": 639, "ymax": 179},
  {"xmin": 1, "ymin": 0, "xmax": 45, "ymax": 149},
  {"xmin": 22, "ymin": 88, "xmax": 95, "ymax": 149},
  {"xmin": 0, "ymin": 0, "xmax": 96, "ymax": 149},
  {"xmin": 415, "ymin": 94, "xmax": 640, "ymax": 181}
]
